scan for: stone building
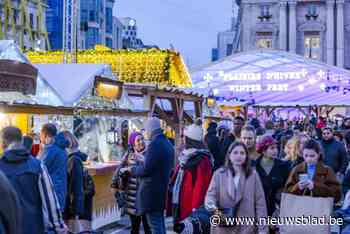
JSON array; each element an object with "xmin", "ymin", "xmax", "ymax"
[{"xmin": 239, "ymin": 0, "xmax": 349, "ymax": 68}]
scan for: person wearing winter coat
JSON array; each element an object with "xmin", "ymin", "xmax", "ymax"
[
  {"xmin": 124, "ymin": 117, "xmax": 174, "ymax": 234},
  {"xmin": 205, "ymin": 142, "xmax": 268, "ymax": 234},
  {"xmin": 320, "ymin": 127, "xmax": 348, "ymax": 177},
  {"xmin": 0, "ymin": 170, "xmax": 21, "ymax": 234},
  {"xmin": 39, "ymin": 123, "xmax": 68, "ymax": 211},
  {"xmin": 111, "ymin": 131, "xmax": 151, "ymax": 234},
  {"xmin": 254, "ymin": 135, "xmax": 290, "ymax": 231},
  {"xmin": 284, "ymin": 139, "xmax": 341, "ymax": 203},
  {"xmin": 204, "ymin": 122, "xmax": 222, "ymax": 170},
  {"xmin": 59, "ymin": 131, "xmax": 87, "ymax": 232},
  {"xmin": 169, "ymin": 121, "xmax": 213, "ymax": 230},
  {"xmin": 0, "ymin": 126, "xmax": 67, "ymax": 234}
]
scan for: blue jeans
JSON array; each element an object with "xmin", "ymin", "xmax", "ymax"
[{"xmin": 146, "ymin": 211, "xmax": 166, "ymax": 234}]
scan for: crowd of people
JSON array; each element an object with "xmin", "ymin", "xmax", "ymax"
[
  {"xmin": 0, "ymin": 124, "xmax": 95, "ymax": 234},
  {"xmin": 2, "ymin": 114, "xmax": 350, "ymax": 234},
  {"xmin": 112, "ymin": 115, "xmax": 350, "ymax": 234}
]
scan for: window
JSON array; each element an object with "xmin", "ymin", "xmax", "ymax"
[
  {"xmin": 106, "ymin": 38, "xmax": 112, "ymax": 48},
  {"xmin": 13, "ymin": 10, "xmax": 19, "ymax": 24},
  {"xmin": 258, "ymin": 5, "xmax": 272, "ymax": 22},
  {"xmin": 306, "ymin": 5, "xmax": 318, "ymax": 20},
  {"xmin": 30, "ymin": 13, "xmax": 34, "ymax": 28},
  {"xmin": 304, "ymin": 33, "xmax": 320, "ymax": 60},
  {"xmin": 257, "ymin": 38, "xmax": 273, "ymax": 49},
  {"xmin": 105, "ymin": 8, "xmax": 112, "ymax": 33},
  {"xmin": 226, "ymin": 44, "xmax": 233, "ymax": 56}
]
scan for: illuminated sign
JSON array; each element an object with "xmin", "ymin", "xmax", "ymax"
[{"xmin": 218, "ymin": 69, "xmax": 308, "ymax": 81}]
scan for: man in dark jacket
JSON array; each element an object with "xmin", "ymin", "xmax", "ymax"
[
  {"xmin": 320, "ymin": 127, "xmax": 349, "ymax": 177},
  {"xmin": 204, "ymin": 122, "xmax": 222, "ymax": 170},
  {"xmin": 126, "ymin": 117, "xmax": 174, "ymax": 234},
  {"xmin": 221, "ymin": 116, "xmax": 245, "ymax": 159},
  {"xmin": 0, "ymin": 126, "xmax": 66, "ymax": 234},
  {"xmin": 0, "ymin": 170, "xmax": 21, "ymax": 234},
  {"xmin": 39, "ymin": 123, "xmax": 68, "ymax": 211}
]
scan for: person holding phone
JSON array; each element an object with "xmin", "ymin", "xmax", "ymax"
[{"xmin": 284, "ymin": 139, "xmax": 341, "ymax": 202}]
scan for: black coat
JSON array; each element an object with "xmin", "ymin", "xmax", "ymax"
[
  {"xmin": 131, "ymin": 129, "xmax": 175, "ymax": 214},
  {"xmin": 321, "ymin": 138, "xmax": 349, "ymax": 174},
  {"xmin": 205, "ymin": 132, "xmax": 223, "ymax": 171},
  {"xmin": 64, "ymin": 151, "xmax": 87, "ymax": 219},
  {"xmin": 255, "ymin": 157, "xmax": 291, "ymax": 216},
  {"xmin": 221, "ymin": 134, "xmax": 235, "ymax": 160}
]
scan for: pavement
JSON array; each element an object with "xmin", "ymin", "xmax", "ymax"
[{"xmin": 100, "ymin": 216, "xmax": 175, "ymax": 234}]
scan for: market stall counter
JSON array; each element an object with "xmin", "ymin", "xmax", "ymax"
[{"xmin": 85, "ymin": 161, "xmax": 120, "ymax": 229}]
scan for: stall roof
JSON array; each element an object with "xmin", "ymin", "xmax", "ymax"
[
  {"xmin": 191, "ymin": 50, "xmax": 350, "ymax": 106},
  {"xmin": 0, "ymin": 40, "xmax": 63, "ymax": 106},
  {"xmin": 34, "ymin": 64, "xmax": 116, "ymax": 106}
]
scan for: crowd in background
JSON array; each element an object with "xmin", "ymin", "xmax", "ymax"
[
  {"xmin": 112, "ymin": 115, "xmax": 350, "ymax": 234},
  {"xmin": 2, "ymin": 114, "xmax": 350, "ymax": 234}
]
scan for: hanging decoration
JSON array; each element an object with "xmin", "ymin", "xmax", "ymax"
[{"xmin": 26, "ymin": 45, "xmax": 192, "ymax": 87}]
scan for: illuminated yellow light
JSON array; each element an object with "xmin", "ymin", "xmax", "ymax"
[
  {"xmin": 96, "ymin": 82, "xmax": 121, "ymax": 100},
  {"xmin": 26, "ymin": 46, "xmax": 192, "ymax": 87},
  {"xmin": 207, "ymin": 98, "xmax": 215, "ymax": 108}
]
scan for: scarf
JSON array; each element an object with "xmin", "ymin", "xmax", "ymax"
[{"xmin": 172, "ymin": 149, "xmax": 212, "ymax": 221}]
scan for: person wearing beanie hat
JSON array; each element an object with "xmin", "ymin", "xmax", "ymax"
[
  {"xmin": 144, "ymin": 117, "xmax": 161, "ymax": 138},
  {"xmin": 254, "ymin": 135, "xmax": 290, "ymax": 231},
  {"xmin": 204, "ymin": 122, "xmax": 223, "ymax": 171},
  {"xmin": 111, "ymin": 131, "xmax": 151, "ymax": 234},
  {"xmin": 122, "ymin": 116, "xmax": 174, "ymax": 234},
  {"xmin": 168, "ymin": 120, "xmax": 213, "ymax": 230}
]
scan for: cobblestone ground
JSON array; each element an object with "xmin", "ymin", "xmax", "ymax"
[
  {"xmin": 99, "ymin": 216, "xmax": 341, "ymax": 234},
  {"xmin": 101, "ymin": 216, "xmax": 174, "ymax": 234}
]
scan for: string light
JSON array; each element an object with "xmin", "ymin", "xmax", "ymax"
[{"xmin": 26, "ymin": 45, "xmax": 192, "ymax": 87}]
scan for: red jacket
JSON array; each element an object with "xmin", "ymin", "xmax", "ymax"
[{"xmin": 168, "ymin": 154, "xmax": 212, "ymax": 222}]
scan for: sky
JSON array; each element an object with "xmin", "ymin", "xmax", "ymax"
[{"xmin": 114, "ymin": 0, "xmax": 233, "ymax": 69}]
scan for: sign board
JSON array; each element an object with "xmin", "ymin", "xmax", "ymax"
[
  {"xmin": 93, "ymin": 76, "xmax": 123, "ymax": 100},
  {"xmin": 0, "ymin": 60, "xmax": 38, "ymax": 95}
]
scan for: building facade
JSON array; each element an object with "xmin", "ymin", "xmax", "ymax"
[
  {"xmin": 47, "ymin": 0, "xmax": 115, "ymax": 50},
  {"xmin": 239, "ymin": 0, "xmax": 350, "ymax": 68},
  {"xmin": 0, "ymin": 0, "xmax": 49, "ymax": 50},
  {"xmin": 212, "ymin": 1, "xmax": 238, "ymax": 61},
  {"xmin": 119, "ymin": 17, "xmax": 144, "ymax": 49},
  {"xmin": 112, "ymin": 16, "xmax": 123, "ymax": 49}
]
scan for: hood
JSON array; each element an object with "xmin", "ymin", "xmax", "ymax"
[
  {"xmin": 55, "ymin": 132, "xmax": 70, "ymax": 150},
  {"xmin": 207, "ymin": 122, "xmax": 217, "ymax": 135},
  {"xmin": 69, "ymin": 151, "xmax": 88, "ymax": 162},
  {"xmin": 2, "ymin": 148, "xmax": 30, "ymax": 163},
  {"xmin": 181, "ymin": 149, "xmax": 213, "ymax": 169}
]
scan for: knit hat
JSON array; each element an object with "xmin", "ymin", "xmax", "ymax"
[
  {"xmin": 144, "ymin": 117, "xmax": 161, "ymax": 133},
  {"xmin": 128, "ymin": 131, "xmax": 142, "ymax": 147},
  {"xmin": 256, "ymin": 135, "xmax": 277, "ymax": 154},
  {"xmin": 184, "ymin": 123, "xmax": 204, "ymax": 142}
]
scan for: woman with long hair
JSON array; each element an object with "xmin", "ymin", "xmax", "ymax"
[
  {"xmin": 284, "ymin": 135, "xmax": 309, "ymax": 169},
  {"xmin": 62, "ymin": 131, "xmax": 94, "ymax": 233},
  {"xmin": 284, "ymin": 139, "xmax": 341, "ymax": 202},
  {"xmin": 255, "ymin": 135, "xmax": 290, "ymax": 233},
  {"xmin": 205, "ymin": 142, "xmax": 268, "ymax": 234}
]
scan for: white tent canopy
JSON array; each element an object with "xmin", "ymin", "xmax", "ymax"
[
  {"xmin": 34, "ymin": 64, "xmax": 116, "ymax": 106},
  {"xmin": 191, "ymin": 50, "xmax": 350, "ymax": 106}
]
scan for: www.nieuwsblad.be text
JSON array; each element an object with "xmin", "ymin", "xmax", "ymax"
[{"xmin": 210, "ymin": 215, "xmax": 344, "ymax": 227}]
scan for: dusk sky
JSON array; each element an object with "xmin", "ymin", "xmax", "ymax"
[{"xmin": 114, "ymin": 0, "xmax": 233, "ymax": 69}]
